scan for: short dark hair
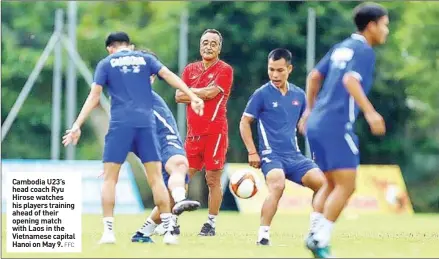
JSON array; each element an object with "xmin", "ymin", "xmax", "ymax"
[
  {"xmin": 268, "ymin": 48, "xmax": 292, "ymax": 65},
  {"xmin": 105, "ymin": 32, "xmax": 130, "ymax": 47},
  {"xmin": 353, "ymin": 2, "xmax": 388, "ymax": 32},
  {"xmin": 201, "ymin": 29, "xmax": 223, "ymax": 47}
]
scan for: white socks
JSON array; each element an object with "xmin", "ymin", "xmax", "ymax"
[
  {"xmin": 103, "ymin": 217, "xmax": 114, "ymax": 233},
  {"xmin": 171, "ymin": 187, "xmax": 186, "ymax": 203},
  {"xmin": 258, "ymin": 226, "xmax": 270, "ymax": 241},
  {"xmin": 313, "ymin": 217, "xmax": 334, "ymax": 248},
  {"xmin": 139, "ymin": 218, "xmax": 158, "ymax": 236},
  {"xmin": 310, "ymin": 212, "xmax": 324, "ymax": 233},
  {"xmin": 160, "ymin": 213, "xmax": 173, "ymax": 232},
  {"xmin": 207, "ymin": 214, "xmax": 216, "ymax": 227}
]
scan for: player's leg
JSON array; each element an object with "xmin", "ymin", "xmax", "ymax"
[
  {"xmin": 313, "ymin": 169, "xmax": 355, "ymax": 245},
  {"xmin": 200, "ymin": 134, "xmax": 228, "ymax": 236},
  {"xmin": 306, "ymin": 132, "xmax": 359, "ymax": 257},
  {"xmin": 131, "ymin": 205, "xmax": 160, "ymax": 243},
  {"xmin": 166, "ymin": 154, "xmax": 201, "ymax": 215},
  {"xmin": 99, "ymin": 126, "xmax": 135, "ymax": 244},
  {"xmin": 150, "ymin": 153, "xmax": 200, "ymax": 237},
  {"xmin": 153, "ymin": 183, "xmax": 192, "ymax": 236},
  {"xmin": 286, "ymin": 155, "xmax": 330, "ymax": 236},
  {"xmin": 133, "ymin": 187, "xmax": 176, "ymax": 241},
  {"xmin": 257, "ymin": 157, "xmax": 285, "ymax": 245},
  {"xmin": 131, "ymin": 139, "xmax": 159, "ymax": 243},
  {"xmin": 136, "ymin": 127, "xmax": 177, "ymax": 245}
]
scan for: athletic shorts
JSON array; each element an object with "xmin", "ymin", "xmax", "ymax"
[
  {"xmin": 184, "ymin": 133, "xmax": 228, "ymax": 171},
  {"xmin": 307, "ymin": 128, "xmax": 360, "ymax": 172},
  {"xmin": 260, "ymin": 152, "xmax": 318, "ymax": 185},
  {"xmin": 104, "ymin": 125, "xmax": 161, "ymax": 164}
]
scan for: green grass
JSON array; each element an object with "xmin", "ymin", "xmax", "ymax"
[{"xmin": 2, "ymin": 211, "xmax": 439, "ymax": 258}]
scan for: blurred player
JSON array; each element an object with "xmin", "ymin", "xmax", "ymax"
[
  {"xmin": 62, "ymin": 32, "xmax": 204, "ymax": 245},
  {"xmin": 131, "ymin": 51, "xmax": 201, "ymax": 242},
  {"xmin": 240, "ymin": 48, "xmax": 327, "ymax": 246},
  {"xmin": 175, "ymin": 29, "xmax": 234, "ymax": 236},
  {"xmin": 298, "ymin": 3, "xmax": 389, "ymax": 257}
]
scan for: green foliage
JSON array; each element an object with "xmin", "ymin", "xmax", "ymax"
[{"xmin": 2, "ymin": 2, "xmax": 66, "ymax": 159}]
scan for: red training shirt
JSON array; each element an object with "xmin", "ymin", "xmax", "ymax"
[{"xmin": 182, "ymin": 60, "xmax": 234, "ymax": 137}]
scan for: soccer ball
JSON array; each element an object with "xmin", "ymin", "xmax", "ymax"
[{"xmin": 229, "ymin": 170, "xmax": 259, "ymax": 199}]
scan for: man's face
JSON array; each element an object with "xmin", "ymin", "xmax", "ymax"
[
  {"xmin": 369, "ymin": 15, "xmax": 390, "ymax": 45},
  {"xmin": 199, "ymin": 32, "xmax": 221, "ymax": 61},
  {"xmin": 268, "ymin": 58, "xmax": 293, "ymax": 88}
]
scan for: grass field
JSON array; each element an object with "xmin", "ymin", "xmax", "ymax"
[{"xmin": 2, "ymin": 210, "xmax": 439, "ymax": 258}]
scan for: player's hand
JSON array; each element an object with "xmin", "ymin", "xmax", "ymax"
[
  {"xmin": 190, "ymin": 96, "xmax": 204, "ymax": 116},
  {"xmin": 248, "ymin": 152, "xmax": 261, "ymax": 169},
  {"xmin": 365, "ymin": 111, "xmax": 386, "ymax": 136},
  {"xmin": 298, "ymin": 108, "xmax": 311, "ymax": 135},
  {"xmin": 62, "ymin": 124, "xmax": 82, "ymax": 146}
]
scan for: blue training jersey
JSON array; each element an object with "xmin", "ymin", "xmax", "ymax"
[
  {"xmin": 243, "ymin": 82, "xmax": 306, "ymax": 156},
  {"xmin": 307, "ymin": 33, "xmax": 376, "ymax": 132},
  {"xmin": 152, "ymin": 91, "xmax": 183, "ymax": 149},
  {"xmin": 93, "ymin": 48, "xmax": 164, "ymax": 127}
]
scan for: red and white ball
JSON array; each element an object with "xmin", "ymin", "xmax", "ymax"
[{"xmin": 229, "ymin": 170, "xmax": 259, "ymax": 199}]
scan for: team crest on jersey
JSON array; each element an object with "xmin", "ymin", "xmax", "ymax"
[
  {"xmin": 292, "ymin": 100, "xmax": 300, "ymax": 106},
  {"xmin": 272, "ymin": 102, "xmax": 278, "ymax": 108},
  {"xmin": 208, "ymin": 73, "xmax": 214, "ymax": 79}
]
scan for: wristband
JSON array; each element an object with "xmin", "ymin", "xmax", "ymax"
[{"xmin": 248, "ymin": 151, "xmax": 257, "ymax": 156}]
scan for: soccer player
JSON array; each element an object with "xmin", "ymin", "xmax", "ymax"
[
  {"xmin": 62, "ymin": 32, "xmax": 204, "ymax": 245},
  {"xmin": 175, "ymin": 29, "xmax": 234, "ymax": 236},
  {"xmin": 131, "ymin": 54, "xmax": 200, "ymax": 242},
  {"xmin": 240, "ymin": 48, "xmax": 327, "ymax": 246},
  {"xmin": 298, "ymin": 3, "xmax": 389, "ymax": 257}
]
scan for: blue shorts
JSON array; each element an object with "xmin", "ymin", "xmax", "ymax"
[
  {"xmin": 161, "ymin": 141, "xmax": 189, "ymax": 187},
  {"xmin": 103, "ymin": 125, "xmax": 161, "ymax": 164},
  {"xmin": 307, "ymin": 128, "xmax": 360, "ymax": 172},
  {"xmin": 260, "ymin": 152, "xmax": 318, "ymax": 185}
]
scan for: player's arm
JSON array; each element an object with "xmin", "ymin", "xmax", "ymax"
[
  {"xmin": 73, "ymin": 84, "xmax": 103, "ymax": 128},
  {"xmin": 298, "ymin": 50, "xmax": 332, "ymax": 134},
  {"xmin": 74, "ymin": 60, "xmax": 107, "ymax": 128},
  {"xmin": 297, "ymin": 91, "xmax": 307, "ymax": 135},
  {"xmin": 175, "ymin": 89, "xmax": 192, "ymax": 104},
  {"xmin": 305, "ymin": 70, "xmax": 324, "ymax": 111},
  {"xmin": 146, "ymin": 54, "xmax": 200, "ymax": 104},
  {"xmin": 343, "ymin": 75, "xmax": 375, "ymax": 113},
  {"xmin": 240, "ymin": 115, "xmax": 257, "ymax": 154},
  {"xmin": 343, "ymin": 49, "xmax": 385, "ymax": 135},
  {"xmin": 158, "ymin": 67, "xmax": 199, "ymax": 101},
  {"xmin": 175, "ymin": 66, "xmax": 193, "ymax": 104},
  {"xmin": 240, "ymin": 91, "xmax": 262, "ymax": 168},
  {"xmin": 159, "ymin": 66, "xmax": 204, "ymax": 115},
  {"xmin": 342, "ymin": 48, "xmax": 376, "ymax": 114},
  {"xmin": 63, "ymin": 60, "xmax": 106, "ymax": 146},
  {"xmin": 305, "ymin": 49, "xmax": 332, "ymax": 111}
]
